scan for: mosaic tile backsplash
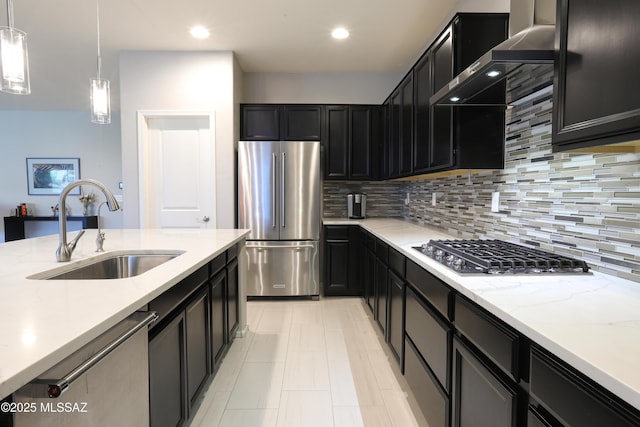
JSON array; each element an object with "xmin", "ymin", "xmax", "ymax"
[{"xmin": 323, "ymin": 68, "xmax": 640, "ymax": 283}]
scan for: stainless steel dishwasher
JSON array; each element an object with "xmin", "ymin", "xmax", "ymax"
[{"xmin": 10, "ymin": 311, "xmax": 157, "ymax": 427}]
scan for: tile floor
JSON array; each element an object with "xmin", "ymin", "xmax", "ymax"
[{"xmin": 188, "ymin": 297, "xmax": 427, "ymax": 427}]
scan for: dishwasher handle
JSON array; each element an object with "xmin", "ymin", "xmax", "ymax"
[{"xmin": 41, "ymin": 311, "xmax": 158, "ymax": 398}]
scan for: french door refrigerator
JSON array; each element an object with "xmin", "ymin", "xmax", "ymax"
[{"xmin": 238, "ymin": 140, "xmax": 320, "ymax": 297}]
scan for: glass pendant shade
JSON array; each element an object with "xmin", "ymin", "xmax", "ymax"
[
  {"xmin": 0, "ymin": 26, "xmax": 30, "ymax": 94},
  {"xmin": 90, "ymin": 78, "xmax": 110, "ymax": 124}
]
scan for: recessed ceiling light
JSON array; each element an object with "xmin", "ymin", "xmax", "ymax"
[
  {"xmin": 450, "ymin": 96, "xmax": 460, "ymax": 102},
  {"xmin": 190, "ymin": 26, "xmax": 210, "ymax": 39},
  {"xmin": 486, "ymin": 70, "xmax": 501, "ymax": 78},
  {"xmin": 331, "ymin": 27, "xmax": 350, "ymax": 39}
]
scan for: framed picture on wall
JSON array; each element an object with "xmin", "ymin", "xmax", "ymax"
[{"xmin": 26, "ymin": 158, "xmax": 81, "ymax": 195}]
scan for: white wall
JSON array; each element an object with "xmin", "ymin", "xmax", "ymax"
[
  {"xmin": 119, "ymin": 51, "xmax": 239, "ymax": 229},
  {"xmin": 0, "ymin": 111, "xmax": 123, "ymax": 242},
  {"xmin": 243, "ymin": 72, "xmax": 401, "ymax": 104}
]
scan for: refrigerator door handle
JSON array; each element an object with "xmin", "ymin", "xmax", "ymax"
[
  {"xmin": 281, "ymin": 151, "xmax": 286, "ymax": 228},
  {"xmin": 254, "ymin": 244, "xmax": 316, "ymax": 250},
  {"xmin": 272, "ymin": 153, "xmax": 277, "ymax": 228}
]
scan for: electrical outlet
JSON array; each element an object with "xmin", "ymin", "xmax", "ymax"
[
  {"xmin": 432, "ymin": 193, "xmax": 437, "ymax": 207},
  {"xmin": 491, "ymin": 192, "xmax": 500, "ymax": 213}
]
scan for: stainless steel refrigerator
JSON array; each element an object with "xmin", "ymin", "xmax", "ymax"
[{"xmin": 238, "ymin": 140, "xmax": 321, "ymax": 298}]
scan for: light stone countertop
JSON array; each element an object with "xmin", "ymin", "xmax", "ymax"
[
  {"xmin": 0, "ymin": 228, "xmax": 249, "ymax": 400},
  {"xmin": 324, "ymin": 218, "xmax": 640, "ymax": 410}
]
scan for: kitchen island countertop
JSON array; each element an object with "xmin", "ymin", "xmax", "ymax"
[
  {"xmin": 0, "ymin": 228, "xmax": 249, "ymax": 400},
  {"xmin": 324, "ymin": 218, "xmax": 640, "ymax": 411}
]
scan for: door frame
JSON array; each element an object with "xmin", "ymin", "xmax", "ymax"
[{"xmin": 136, "ymin": 110, "xmax": 216, "ymax": 228}]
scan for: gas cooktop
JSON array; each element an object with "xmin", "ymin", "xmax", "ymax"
[{"xmin": 413, "ymin": 239, "xmax": 590, "ymax": 275}]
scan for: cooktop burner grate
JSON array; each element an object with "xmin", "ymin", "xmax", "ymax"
[{"xmin": 413, "ymin": 239, "xmax": 590, "ymax": 274}]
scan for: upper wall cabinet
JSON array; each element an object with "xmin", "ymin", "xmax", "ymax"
[
  {"xmin": 552, "ymin": 0, "xmax": 640, "ymax": 151},
  {"xmin": 384, "ymin": 13, "xmax": 509, "ymax": 179},
  {"xmin": 387, "ymin": 74, "xmax": 414, "ymax": 179},
  {"xmin": 240, "ymin": 104, "xmax": 323, "ymax": 141},
  {"xmin": 413, "ymin": 51, "xmax": 432, "ymax": 174},
  {"xmin": 429, "ymin": 14, "xmax": 509, "ymax": 173},
  {"xmin": 325, "ymin": 105, "xmax": 382, "ymax": 180}
]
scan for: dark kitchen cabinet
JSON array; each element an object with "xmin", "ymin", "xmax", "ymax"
[
  {"xmin": 325, "ymin": 106, "xmax": 349, "ymax": 178},
  {"xmin": 149, "ymin": 313, "xmax": 187, "ymax": 427},
  {"xmin": 404, "ymin": 266, "xmax": 453, "ymax": 427},
  {"xmin": 185, "ymin": 287, "xmax": 211, "ymax": 408},
  {"xmin": 429, "ymin": 14, "xmax": 509, "ymax": 173},
  {"xmin": 385, "ymin": 74, "xmax": 413, "ymax": 179},
  {"xmin": 240, "ymin": 105, "xmax": 280, "ymax": 140},
  {"xmin": 387, "ymin": 89, "xmax": 402, "ymax": 178},
  {"xmin": 324, "ymin": 105, "xmax": 381, "ymax": 180},
  {"xmin": 351, "ymin": 106, "xmax": 381, "ymax": 179},
  {"xmin": 452, "ymin": 295, "xmax": 523, "ymax": 427},
  {"xmin": 149, "ymin": 248, "xmax": 239, "ymax": 427},
  {"xmin": 529, "ymin": 345, "xmax": 640, "ymax": 427},
  {"xmin": 210, "ymin": 268, "xmax": 226, "ymax": 366},
  {"xmin": 226, "ymin": 258, "xmax": 239, "ymax": 340},
  {"xmin": 405, "ymin": 337, "xmax": 449, "ymax": 427},
  {"xmin": 451, "ymin": 336, "xmax": 519, "ymax": 427},
  {"xmin": 374, "ymin": 240, "xmax": 389, "ymax": 336},
  {"xmin": 360, "ymin": 229, "xmax": 376, "ymax": 313},
  {"xmin": 552, "ymin": 0, "xmax": 640, "ymax": 151},
  {"xmin": 240, "ymin": 104, "xmax": 322, "ymax": 141},
  {"xmin": 323, "ymin": 225, "xmax": 361, "ymax": 296},
  {"xmin": 149, "ymin": 264, "xmax": 210, "ymax": 427},
  {"xmin": 380, "ymin": 13, "xmax": 508, "ymax": 179},
  {"xmin": 400, "ymin": 74, "xmax": 414, "ymax": 176},
  {"xmin": 454, "ymin": 295, "xmax": 521, "ymax": 381},
  {"xmin": 413, "ymin": 51, "xmax": 433, "ymax": 173},
  {"xmin": 430, "ymin": 24, "xmax": 455, "ymax": 170},
  {"xmin": 388, "ymin": 270, "xmax": 404, "ymax": 365},
  {"xmin": 387, "ymin": 248, "xmax": 406, "ymax": 367}
]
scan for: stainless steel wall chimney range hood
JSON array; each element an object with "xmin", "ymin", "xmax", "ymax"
[{"xmin": 430, "ymin": 0, "xmax": 556, "ymax": 106}]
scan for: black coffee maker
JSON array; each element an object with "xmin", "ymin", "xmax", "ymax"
[{"xmin": 347, "ymin": 193, "xmax": 367, "ymax": 219}]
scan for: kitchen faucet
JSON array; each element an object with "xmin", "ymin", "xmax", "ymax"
[{"xmin": 56, "ymin": 179, "xmax": 121, "ymax": 262}]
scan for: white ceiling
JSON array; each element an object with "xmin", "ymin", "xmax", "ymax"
[{"xmin": 0, "ymin": 0, "xmax": 499, "ymax": 112}]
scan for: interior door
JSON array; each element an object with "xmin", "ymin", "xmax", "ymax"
[{"xmin": 139, "ymin": 112, "xmax": 216, "ymax": 229}]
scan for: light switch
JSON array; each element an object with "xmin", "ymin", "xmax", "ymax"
[{"xmin": 432, "ymin": 193, "xmax": 437, "ymax": 207}]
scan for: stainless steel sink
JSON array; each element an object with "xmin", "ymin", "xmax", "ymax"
[{"xmin": 31, "ymin": 250, "xmax": 185, "ymax": 280}]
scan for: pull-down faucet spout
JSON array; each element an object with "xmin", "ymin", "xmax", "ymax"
[{"xmin": 56, "ymin": 179, "xmax": 121, "ymax": 262}]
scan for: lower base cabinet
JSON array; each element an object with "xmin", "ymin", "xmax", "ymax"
[
  {"xmin": 186, "ymin": 287, "xmax": 211, "ymax": 408},
  {"xmin": 149, "ymin": 313, "xmax": 187, "ymax": 427},
  {"xmin": 404, "ymin": 337, "xmax": 449, "ymax": 427},
  {"xmin": 388, "ymin": 270, "xmax": 404, "ymax": 365},
  {"xmin": 149, "ymin": 245, "xmax": 239, "ymax": 427},
  {"xmin": 210, "ymin": 269, "xmax": 226, "ymax": 367},
  {"xmin": 529, "ymin": 345, "xmax": 640, "ymax": 427},
  {"xmin": 323, "ymin": 225, "xmax": 361, "ymax": 296},
  {"xmin": 451, "ymin": 336, "xmax": 519, "ymax": 427},
  {"xmin": 227, "ymin": 258, "xmax": 239, "ymax": 339},
  {"xmin": 349, "ymin": 226, "xmax": 640, "ymax": 427}
]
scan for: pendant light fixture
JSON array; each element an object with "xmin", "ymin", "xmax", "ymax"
[
  {"xmin": 0, "ymin": 0, "xmax": 30, "ymax": 94},
  {"xmin": 90, "ymin": 0, "xmax": 110, "ymax": 124}
]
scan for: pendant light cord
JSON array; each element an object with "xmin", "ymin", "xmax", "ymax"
[
  {"xmin": 6, "ymin": 0, "xmax": 14, "ymax": 28},
  {"xmin": 95, "ymin": 0, "xmax": 102, "ymax": 80}
]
